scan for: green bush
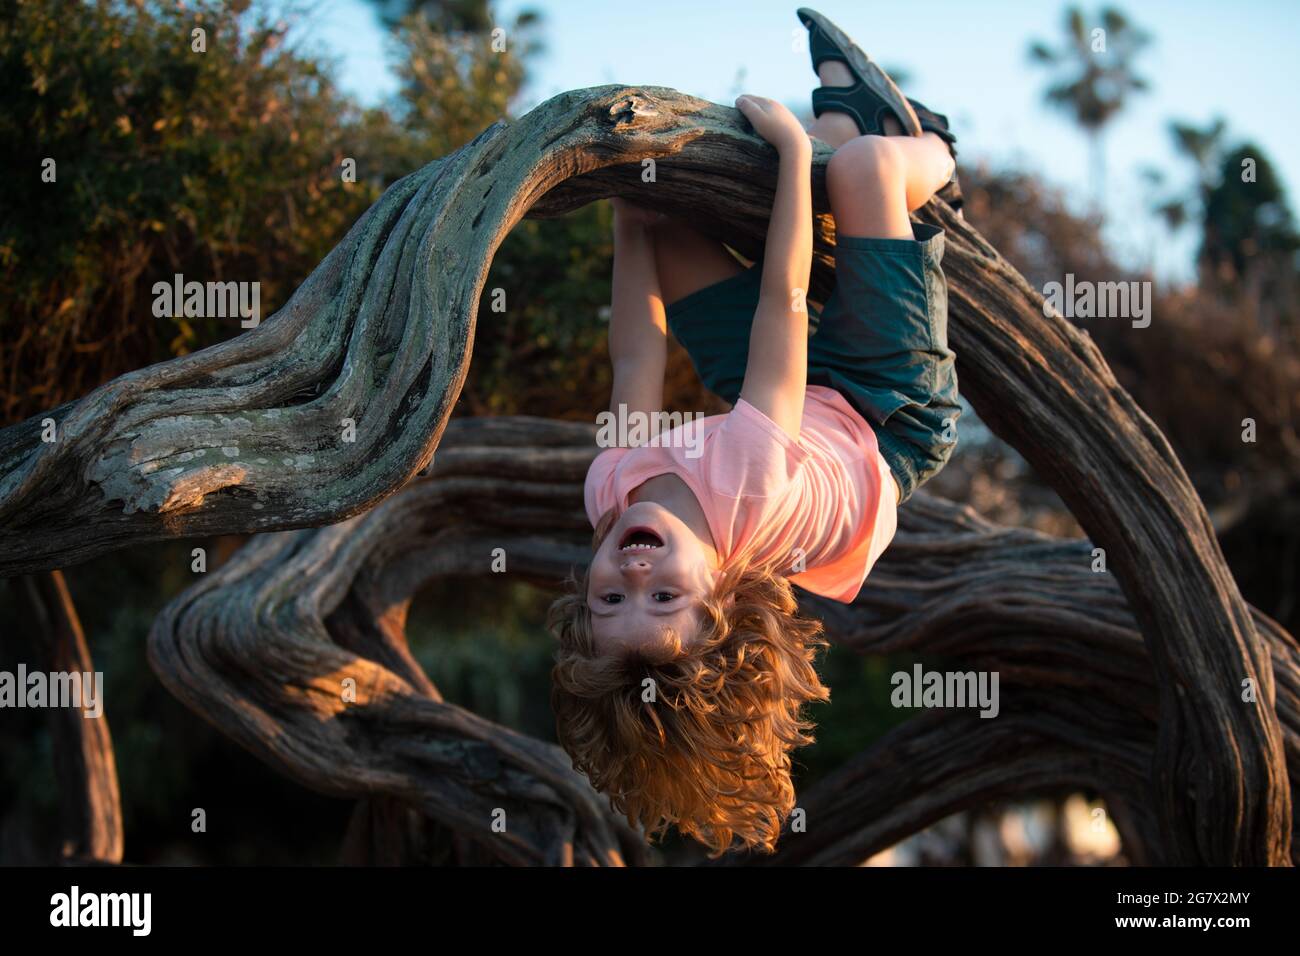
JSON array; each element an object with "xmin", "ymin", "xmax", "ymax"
[{"xmin": 0, "ymin": 0, "xmax": 392, "ymax": 422}]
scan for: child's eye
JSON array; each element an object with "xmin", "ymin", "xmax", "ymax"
[
  {"xmin": 653, "ymin": 592, "xmax": 676, "ymax": 603},
  {"xmin": 602, "ymin": 594, "xmax": 624, "ymax": 604}
]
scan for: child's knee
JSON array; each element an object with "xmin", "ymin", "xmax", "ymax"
[{"xmin": 827, "ymin": 135, "xmax": 904, "ymax": 190}]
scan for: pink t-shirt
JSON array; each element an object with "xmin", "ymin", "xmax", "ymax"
[{"xmin": 583, "ymin": 385, "xmax": 897, "ymax": 604}]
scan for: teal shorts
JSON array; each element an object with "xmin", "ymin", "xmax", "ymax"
[{"xmin": 664, "ymin": 224, "xmax": 959, "ymax": 502}]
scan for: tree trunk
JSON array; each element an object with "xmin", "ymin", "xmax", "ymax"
[
  {"xmin": 147, "ymin": 418, "xmax": 1300, "ymax": 866},
  {"xmin": 0, "ymin": 85, "xmax": 1289, "ymax": 863},
  {"xmin": 18, "ymin": 572, "xmax": 124, "ymax": 864}
]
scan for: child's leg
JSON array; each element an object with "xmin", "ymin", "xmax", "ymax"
[
  {"xmin": 807, "ymin": 131, "xmax": 961, "ymax": 503},
  {"xmin": 826, "ymin": 133, "xmax": 956, "ymax": 239},
  {"xmin": 644, "ymin": 218, "xmax": 760, "ymax": 406},
  {"xmin": 806, "ymin": 61, "xmax": 876, "ymax": 147},
  {"xmin": 651, "ymin": 219, "xmax": 743, "ymax": 306},
  {"xmin": 807, "ymin": 60, "xmax": 955, "ymax": 219}
]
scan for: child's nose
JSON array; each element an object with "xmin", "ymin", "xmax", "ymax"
[{"xmin": 620, "ymin": 556, "xmax": 652, "ymax": 575}]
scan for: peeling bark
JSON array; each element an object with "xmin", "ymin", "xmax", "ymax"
[
  {"xmin": 149, "ymin": 420, "xmax": 1300, "ymax": 865},
  {"xmin": 0, "ymin": 84, "xmax": 1289, "ymax": 862}
]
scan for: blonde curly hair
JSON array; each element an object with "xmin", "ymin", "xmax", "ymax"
[{"xmin": 548, "ymin": 509, "xmax": 830, "ymax": 856}]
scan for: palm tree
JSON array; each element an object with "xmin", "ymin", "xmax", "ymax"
[
  {"xmin": 1143, "ymin": 118, "xmax": 1227, "ymax": 233},
  {"xmin": 1029, "ymin": 7, "xmax": 1151, "ymax": 213},
  {"xmin": 1170, "ymin": 117, "xmax": 1228, "ymax": 189}
]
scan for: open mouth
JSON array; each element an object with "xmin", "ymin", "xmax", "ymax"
[{"xmin": 618, "ymin": 526, "xmax": 664, "ymax": 552}]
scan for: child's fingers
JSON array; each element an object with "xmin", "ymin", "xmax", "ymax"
[{"xmin": 736, "ymin": 96, "xmax": 776, "ymax": 139}]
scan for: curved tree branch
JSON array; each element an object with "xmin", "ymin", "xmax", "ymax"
[
  {"xmin": 146, "ymin": 512, "xmax": 644, "ymax": 866},
  {"xmin": 17, "ymin": 571, "xmax": 124, "ymax": 863},
  {"xmin": 0, "ymin": 84, "xmax": 1287, "ymax": 862},
  {"xmin": 0, "ymin": 89, "xmax": 710, "ymax": 573},
  {"xmin": 148, "ymin": 420, "xmax": 1300, "ymax": 865},
  {"xmin": 736, "ymin": 707, "xmax": 1158, "ymax": 868}
]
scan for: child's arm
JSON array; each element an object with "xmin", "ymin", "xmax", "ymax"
[
  {"xmin": 606, "ymin": 199, "xmax": 667, "ymax": 419},
  {"xmin": 734, "ymin": 95, "xmax": 814, "ymax": 440}
]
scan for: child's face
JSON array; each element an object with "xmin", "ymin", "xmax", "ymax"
[{"xmin": 587, "ymin": 501, "xmax": 718, "ymax": 654}]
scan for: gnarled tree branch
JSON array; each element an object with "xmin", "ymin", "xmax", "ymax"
[
  {"xmin": 0, "ymin": 85, "xmax": 1288, "ymax": 862},
  {"xmin": 148, "ymin": 420, "xmax": 1300, "ymax": 866},
  {"xmin": 17, "ymin": 571, "xmax": 123, "ymax": 863}
]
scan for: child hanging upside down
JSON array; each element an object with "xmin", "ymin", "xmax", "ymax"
[{"xmin": 549, "ymin": 8, "xmax": 962, "ymax": 856}]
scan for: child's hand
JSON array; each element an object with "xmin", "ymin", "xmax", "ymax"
[{"xmin": 735, "ymin": 95, "xmax": 811, "ymax": 157}]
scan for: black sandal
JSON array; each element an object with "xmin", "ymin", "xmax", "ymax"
[
  {"xmin": 797, "ymin": 7, "xmax": 922, "ymax": 137},
  {"xmin": 798, "ymin": 8, "xmax": 964, "ymax": 215},
  {"xmin": 907, "ymin": 97, "xmax": 959, "ymax": 158}
]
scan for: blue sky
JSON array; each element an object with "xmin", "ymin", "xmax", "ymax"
[{"xmin": 301, "ymin": 0, "xmax": 1300, "ymax": 283}]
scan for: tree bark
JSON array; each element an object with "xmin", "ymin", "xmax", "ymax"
[
  {"xmin": 0, "ymin": 84, "xmax": 1289, "ymax": 862},
  {"xmin": 148, "ymin": 419, "xmax": 1300, "ymax": 866},
  {"xmin": 18, "ymin": 571, "xmax": 124, "ymax": 864}
]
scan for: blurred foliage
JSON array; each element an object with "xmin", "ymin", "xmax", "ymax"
[
  {"xmin": 0, "ymin": 0, "xmax": 678, "ymax": 427},
  {"xmin": 382, "ymin": 0, "xmax": 540, "ymax": 170},
  {"xmin": 0, "ymin": 0, "xmax": 395, "ymax": 423},
  {"xmin": 407, "ymin": 577, "xmax": 559, "ymax": 733},
  {"xmin": 363, "ymin": 0, "xmax": 538, "ymax": 35},
  {"xmin": 0, "ymin": 542, "xmax": 350, "ymax": 864},
  {"xmin": 959, "ymin": 159, "xmax": 1300, "ymax": 627},
  {"xmin": 464, "ymin": 211, "xmax": 616, "ymax": 418},
  {"xmin": 1202, "ymin": 145, "xmax": 1300, "ymax": 287},
  {"xmin": 1027, "ymin": 5, "xmax": 1150, "ymax": 206},
  {"xmin": 1027, "ymin": 6, "xmax": 1150, "ymax": 136},
  {"xmin": 960, "ymin": 158, "xmax": 1297, "ymax": 478},
  {"xmin": 1, "ymin": 1, "xmax": 1298, "ymax": 865},
  {"xmin": 1152, "ymin": 117, "xmax": 1300, "ymax": 315}
]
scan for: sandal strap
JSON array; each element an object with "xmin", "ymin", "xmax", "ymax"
[
  {"xmin": 907, "ymin": 97, "xmax": 959, "ymax": 154},
  {"xmin": 797, "ymin": 8, "xmax": 923, "ymax": 136},
  {"xmin": 811, "ymin": 84, "xmax": 894, "ymax": 137},
  {"xmin": 808, "ymin": 24, "xmax": 849, "ymax": 72}
]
